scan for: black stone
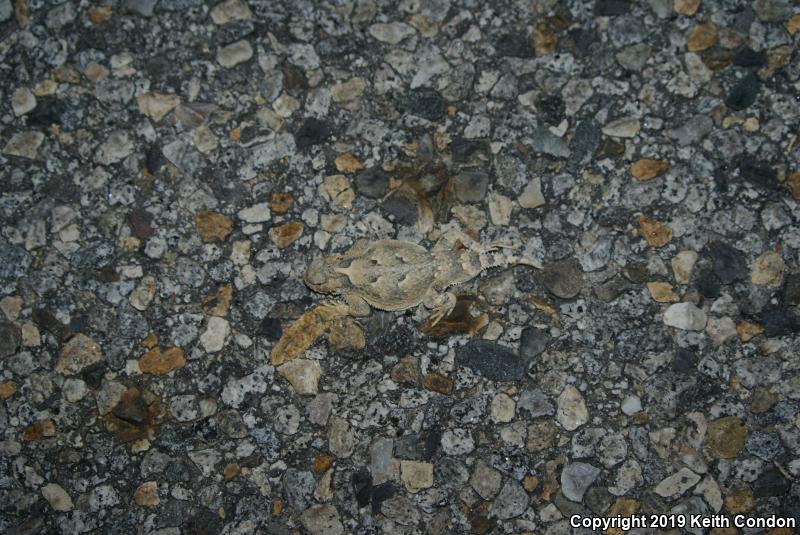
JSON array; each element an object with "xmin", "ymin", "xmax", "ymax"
[
  {"xmin": 258, "ymin": 317, "xmax": 282, "ymax": 341},
  {"xmin": 395, "ymin": 431, "xmax": 441, "ymax": 461},
  {"xmin": 455, "ymin": 341, "xmax": 527, "ymax": 381},
  {"xmin": 354, "ymin": 167, "xmax": 389, "ymax": 198},
  {"xmin": 352, "ymin": 470, "xmax": 372, "ymax": 508},
  {"xmin": 519, "ymin": 326, "xmax": 551, "ymax": 360},
  {"xmin": 594, "ymin": 0, "xmax": 631, "ymax": 17},
  {"xmin": 371, "ymin": 481, "xmax": 398, "ymax": 513},
  {"xmin": 28, "ymin": 97, "xmax": 68, "ymax": 128},
  {"xmin": 294, "ymin": 118, "xmax": 331, "ymax": 150},
  {"xmin": 570, "ymin": 120, "xmax": 601, "ymax": 165},
  {"xmin": 672, "ymin": 348, "xmax": 697, "ymax": 373},
  {"xmin": 726, "ymin": 72, "xmax": 760, "ymax": 111},
  {"xmin": 0, "ymin": 321, "xmax": 21, "ymax": 358},
  {"xmin": 693, "ymin": 267, "xmax": 721, "ymax": 298},
  {"xmin": 731, "ymin": 8, "xmax": 756, "ymax": 33},
  {"xmin": 706, "ymin": 241, "xmax": 748, "ymax": 285},
  {"xmin": 32, "ymin": 308, "xmax": 73, "ymax": 342},
  {"xmin": 732, "ymin": 47, "xmax": 767, "ymax": 68},
  {"xmin": 381, "ymin": 195, "xmax": 417, "ymax": 226},
  {"xmin": 146, "ymin": 146, "xmax": 163, "ymax": 174},
  {"xmin": 753, "ymin": 468, "xmax": 790, "ymax": 498},
  {"xmin": 537, "ymin": 95, "xmax": 565, "ymax": 126},
  {"xmin": 494, "ymin": 32, "xmax": 533, "ymax": 58},
  {"xmin": 184, "ymin": 509, "xmax": 224, "ymax": 535},
  {"xmin": 739, "ymin": 159, "xmax": 777, "ymax": 190},
  {"xmin": 759, "ymin": 305, "xmax": 800, "ymax": 337},
  {"xmin": 569, "ymin": 28, "xmax": 601, "ymax": 55},
  {"xmin": 784, "ymin": 273, "xmax": 800, "ymax": 306},
  {"xmin": 81, "ymin": 363, "xmax": 106, "ymax": 390},
  {"xmin": 399, "ymin": 87, "xmax": 445, "ymax": 121}
]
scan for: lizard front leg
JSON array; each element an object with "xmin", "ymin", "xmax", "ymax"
[
  {"xmin": 422, "ymin": 289, "xmax": 457, "ymax": 326},
  {"xmin": 342, "ymin": 291, "xmax": 371, "ymax": 317}
]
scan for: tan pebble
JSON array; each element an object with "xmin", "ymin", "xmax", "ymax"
[
  {"xmin": 322, "ymin": 175, "xmax": 355, "ymax": 209},
  {"xmin": 142, "ymin": 332, "xmax": 158, "ymax": 349},
  {"xmin": 268, "ymin": 192, "xmax": 293, "ymax": 213},
  {"xmin": 687, "ymin": 23, "xmax": 717, "ymax": 52},
  {"xmin": 742, "ymin": 117, "xmax": 759, "ymax": 132},
  {"xmin": 532, "ymin": 20, "xmax": 556, "ymax": 56},
  {"xmin": 331, "ymin": 77, "xmax": 367, "ymax": 103},
  {"xmin": 674, "ymin": 0, "xmax": 701, "ymax": 16},
  {"xmin": 0, "ymin": 295, "xmax": 23, "ymax": 320},
  {"xmin": 630, "ymin": 159, "xmax": 669, "ymax": 181},
  {"xmin": 334, "ymin": 153, "xmax": 364, "ymax": 173},
  {"xmin": 314, "ymin": 455, "xmax": 335, "ymax": 472},
  {"xmin": 637, "ymin": 215, "xmax": 672, "ymax": 247},
  {"xmin": 55, "ymin": 334, "xmax": 102, "ymax": 375},
  {"xmin": 0, "ymin": 381, "xmax": 17, "ymax": 399},
  {"xmin": 23, "ymin": 419, "xmax": 56, "ymax": 441},
  {"xmin": 671, "ymin": 250, "xmax": 698, "ymax": 285},
  {"xmin": 705, "ymin": 416, "xmax": 746, "ymax": 459},
  {"xmin": 400, "ymin": 460, "xmax": 434, "ymax": 493},
  {"xmin": 195, "ymin": 210, "xmax": 233, "ymax": 242},
  {"xmin": 87, "ymin": 5, "xmax": 112, "ymax": 24},
  {"xmin": 203, "ymin": 284, "xmax": 233, "ymax": 317},
  {"xmin": 134, "ymin": 481, "xmax": 160, "ymax": 508},
  {"xmin": 423, "ymin": 372, "xmax": 454, "ymax": 395},
  {"xmin": 788, "ymin": 15, "xmax": 800, "ymax": 35},
  {"xmin": 736, "ymin": 320, "xmax": 764, "ymax": 342},
  {"xmin": 647, "ymin": 281, "xmax": 680, "ymax": 303},
  {"xmin": 223, "ymin": 463, "xmax": 240, "ymax": 480},
  {"xmin": 724, "ymin": 485, "xmax": 755, "ymax": 513},
  {"xmin": 605, "ymin": 498, "xmax": 640, "ymax": 535},
  {"xmin": 750, "ymin": 250, "xmax": 784, "ymax": 288},
  {"xmin": 52, "ymin": 65, "xmax": 80, "ymax": 84},
  {"xmin": 270, "ymin": 222, "xmax": 304, "ymax": 248},
  {"xmin": 138, "ymin": 347, "xmax": 186, "ymax": 375}
]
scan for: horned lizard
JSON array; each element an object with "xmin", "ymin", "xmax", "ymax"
[{"xmin": 304, "ymin": 229, "xmax": 541, "ymax": 326}]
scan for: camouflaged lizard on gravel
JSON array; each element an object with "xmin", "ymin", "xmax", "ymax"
[{"xmin": 303, "ymin": 229, "xmax": 542, "ymax": 326}]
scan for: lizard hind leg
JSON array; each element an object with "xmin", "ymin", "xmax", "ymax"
[{"xmin": 422, "ymin": 289, "xmax": 457, "ymax": 327}]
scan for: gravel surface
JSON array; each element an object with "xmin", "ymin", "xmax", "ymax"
[{"xmin": 1, "ymin": 0, "xmax": 799, "ymax": 533}]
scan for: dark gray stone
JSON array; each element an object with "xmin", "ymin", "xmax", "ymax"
[
  {"xmin": 706, "ymin": 241, "xmax": 747, "ymax": 285},
  {"xmin": 455, "ymin": 341, "xmax": 527, "ymax": 381},
  {"xmin": 399, "ymin": 88, "xmax": 445, "ymax": 121},
  {"xmin": 354, "ymin": 167, "xmax": 389, "ymax": 199},
  {"xmin": 538, "ymin": 258, "xmax": 584, "ymax": 299},
  {"xmin": 726, "ymin": 73, "xmax": 760, "ymax": 111},
  {"xmin": 0, "ymin": 322, "xmax": 21, "ymax": 358},
  {"xmin": 453, "ymin": 170, "xmax": 488, "ymax": 202},
  {"xmin": 519, "ymin": 326, "xmax": 551, "ymax": 361}
]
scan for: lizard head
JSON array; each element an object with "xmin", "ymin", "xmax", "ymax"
[{"xmin": 304, "ymin": 255, "xmax": 345, "ymax": 294}]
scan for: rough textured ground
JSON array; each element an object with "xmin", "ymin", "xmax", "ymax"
[{"xmin": 1, "ymin": 0, "xmax": 799, "ymax": 533}]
